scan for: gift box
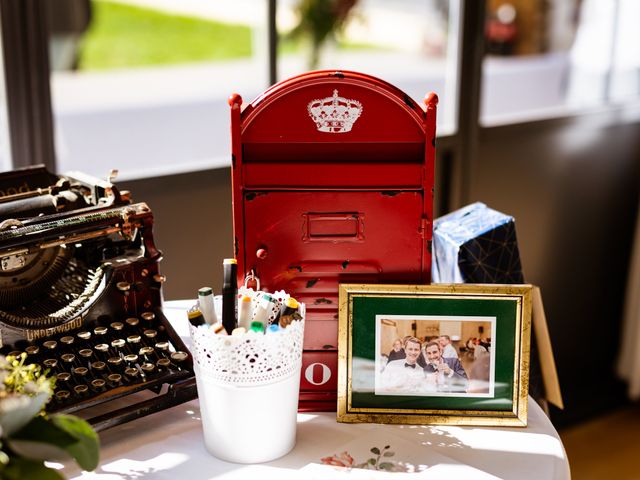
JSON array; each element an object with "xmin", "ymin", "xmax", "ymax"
[
  {"xmin": 432, "ymin": 202, "xmax": 550, "ymax": 403},
  {"xmin": 432, "ymin": 202, "xmax": 525, "ymax": 284}
]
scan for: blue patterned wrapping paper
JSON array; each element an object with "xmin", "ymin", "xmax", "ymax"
[{"xmin": 432, "ymin": 202, "xmax": 524, "ymax": 284}]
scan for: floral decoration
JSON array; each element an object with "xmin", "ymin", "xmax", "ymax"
[
  {"xmin": 0, "ymin": 353, "xmax": 99, "ymax": 480},
  {"xmin": 321, "ymin": 445, "xmax": 397, "ymax": 471}
]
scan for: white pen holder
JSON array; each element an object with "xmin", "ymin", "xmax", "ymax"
[{"xmin": 189, "ymin": 297, "xmax": 305, "ymax": 463}]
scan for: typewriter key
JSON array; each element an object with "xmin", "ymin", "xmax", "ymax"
[
  {"xmin": 155, "ymin": 341, "xmax": 169, "ymax": 351},
  {"xmin": 156, "ymin": 358, "xmax": 171, "ymax": 369},
  {"xmin": 73, "ymin": 367, "xmax": 88, "ymax": 377},
  {"xmin": 110, "ymin": 322, "xmax": 124, "ymax": 331},
  {"xmin": 124, "ymin": 354, "xmax": 138, "ymax": 364},
  {"xmin": 61, "ymin": 353, "xmax": 76, "ymax": 364},
  {"xmin": 95, "ymin": 343, "xmax": 109, "ymax": 353},
  {"xmin": 171, "ymin": 351, "xmax": 189, "ymax": 364},
  {"xmin": 94, "ymin": 326, "xmax": 108, "ymax": 336},
  {"xmin": 117, "ymin": 281, "xmax": 131, "ymax": 292},
  {"xmin": 91, "ymin": 361, "xmax": 106, "ymax": 371},
  {"xmin": 79, "ymin": 349, "xmax": 93, "ymax": 358},
  {"xmin": 8, "ymin": 350, "xmax": 22, "ymax": 358},
  {"xmin": 107, "ymin": 357, "xmax": 122, "ymax": 367},
  {"xmin": 141, "ymin": 312, "xmax": 155, "ymax": 322},
  {"xmin": 141, "ymin": 362, "xmax": 155, "ymax": 373},
  {"xmin": 60, "ymin": 336, "xmax": 74, "ymax": 346},
  {"xmin": 144, "ymin": 329, "xmax": 158, "ymax": 339},
  {"xmin": 127, "ymin": 335, "xmax": 141, "ymax": 344},
  {"xmin": 57, "ymin": 372, "xmax": 71, "ymax": 382},
  {"xmin": 108, "ymin": 373, "xmax": 122, "ymax": 384},
  {"xmin": 25, "ymin": 345, "xmax": 39, "ymax": 356},
  {"xmin": 43, "ymin": 340, "xmax": 57, "ymax": 350},
  {"xmin": 77, "ymin": 331, "xmax": 91, "ymax": 341},
  {"xmin": 55, "ymin": 390, "xmax": 71, "ymax": 400},
  {"xmin": 111, "ymin": 339, "xmax": 125, "ymax": 349},
  {"xmin": 125, "ymin": 317, "xmax": 139, "ymax": 328},
  {"xmin": 74, "ymin": 385, "xmax": 89, "ymax": 395},
  {"xmin": 43, "ymin": 359, "xmax": 58, "ymax": 369},
  {"xmin": 139, "ymin": 346, "xmax": 154, "ymax": 357},
  {"xmin": 91, "ymin": 379, "xmax": 106, "ymax": 389},
  {"xmin": 124, "ymin": 367, "xmax": 139, "ymax": 377}
]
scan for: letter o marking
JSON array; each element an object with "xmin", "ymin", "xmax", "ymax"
[{"xmin": 304, "ymin": 362, "xmax": 331, "ymax": 385}]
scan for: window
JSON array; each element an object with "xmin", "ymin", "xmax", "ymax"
[
  {"xmin": 0, "ymin": 9, "xmax": 10, "ymax": 172},
  {"xmin": 49, "ymin": 0, "xmax": 268, "ymax": 180},
  {"xmin": 481, "ymin": 0, "xmax": 640, "ymax": 126},
  {"xmin": 276, "ymin": 0, "xmax": 462, "ymax": 136}
]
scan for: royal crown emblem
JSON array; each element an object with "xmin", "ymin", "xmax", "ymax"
[{"xmin": 307, "ymin": 90, "xmax": 363, "ymax": 133}]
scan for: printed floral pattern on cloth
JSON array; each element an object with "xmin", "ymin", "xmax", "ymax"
[{"xmin": 321, "ymin": 445, "xmax": 397, "ymax": 471}]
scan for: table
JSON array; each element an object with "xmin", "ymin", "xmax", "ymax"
[{"xmin": 61, "ymin": 301, "xmax": 571, "ymax": 480}]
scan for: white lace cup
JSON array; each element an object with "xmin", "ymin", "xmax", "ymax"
[{"xmin": 189, "ymin": 316, "xmax": 305, "ymax": 386}]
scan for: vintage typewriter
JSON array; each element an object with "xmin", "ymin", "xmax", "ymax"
[{"xmin": 0, "ymin": 166, "xmax": 196, "ymax": 430}]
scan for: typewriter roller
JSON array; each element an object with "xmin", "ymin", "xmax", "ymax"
[{"xmin": 0, "ymin": 166, "xmax": 196, "ymax": 431}]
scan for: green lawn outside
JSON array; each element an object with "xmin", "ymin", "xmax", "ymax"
[{"xmin": 78, "ymin": 0, "xmax": 253, "ymax": 70}]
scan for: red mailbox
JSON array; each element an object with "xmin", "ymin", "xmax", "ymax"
[{"xmin": 229, "ymin": 70, "xmax": 437, "ymax": 410}]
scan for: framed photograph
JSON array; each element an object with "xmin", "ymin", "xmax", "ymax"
[{"xmin": 337, "ymin": 283, "xmax": 532, "ymax": 426}]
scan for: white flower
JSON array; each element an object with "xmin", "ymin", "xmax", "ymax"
[{"xmin": 0, "ymin": 392, "xmax": 50, "ymax": 436}]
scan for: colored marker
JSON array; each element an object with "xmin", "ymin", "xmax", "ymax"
[
  {"xmin": 267, "ymin": 323, "xmax": 281, "ymax": 334},
  {"xmin": 279, "ymin": 297, "xmax": 301, "ymax": 327},
  {"xmin": 211, "ymin": 322, "xmax": 227, "ymax": 335},
  {"xmin": 252, "ymin": 293, "xmax": 275, "ymax": 328},
  {"xmin": 237, "ymin": 294, "xmax": 253, "ymax": 330},
  {"xmin": 222, "ymin": 259, "xmax": 238, "ymax": 334},
  {"xmin": 198, "ymin": 287, "xmax": 217, "ymax": 325},
  {"xmin": 187, "ymin": 309, "xmax": 205, "ymax": 327},
  {"xmin": 249, "ymin": 321, "xmax": 265, "ymax": 333},
  {"xmin": 231, "ymin": 327, "xmax": 246, "ymax": 336}
]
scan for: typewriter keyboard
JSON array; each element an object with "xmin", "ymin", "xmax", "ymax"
[{"xmin": 3, "ymin": 311, "xmax": 192, "ymax": 413}]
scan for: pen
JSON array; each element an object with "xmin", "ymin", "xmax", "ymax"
[
  {"xmin": 187, "ymin": 309, "xmax": 206, "ymax": 327},
  {"xmin": 237, "ymin": 294, "xmax": 253, "ymax": 330},
  {"xmin": 198, "ymin": 287, "xmax": 217, "ymax": 325},
  {"xmin": 222, "ymin": 258, "xmax": 238, "ymax": 334},
  {"xmin": 249, "ymin": 321, "xmax": 265, "ymax": 333},
  {"xmin": 279, "ymin": 297, "xmax": 301, "ymax": 327},
  {"xmin": 252, "ymin": 293, "xmax": 275, "ymax": 329}
]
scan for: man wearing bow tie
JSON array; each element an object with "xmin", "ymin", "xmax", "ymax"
[{"xmin": 379, "ymin": 337, "xmax": 426, "ymax": 393}]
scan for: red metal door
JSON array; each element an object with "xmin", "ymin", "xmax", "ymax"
[{"xmin": 243, "ymin": 190, "xmax": 425, "ymax": 348}]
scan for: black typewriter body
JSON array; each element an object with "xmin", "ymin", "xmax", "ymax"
[{"xmin": 0, "ymin": 166, "xmax": 196, "ymax": 431}]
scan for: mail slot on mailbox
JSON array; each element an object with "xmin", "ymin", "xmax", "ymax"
[{"xmin": 229, "ymin": 70, "xmax": 437, "ymax": 411}]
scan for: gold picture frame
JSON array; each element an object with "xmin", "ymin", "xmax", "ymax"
[{"xmin": 337, "ymin": 283, "xmax": 532, "ymax": 426}]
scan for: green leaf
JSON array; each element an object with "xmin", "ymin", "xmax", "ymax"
[
  {"xmin": 384, "ymin": 445, "xmax": 390, "ymax": 449},
  {"xmin": 368, "ymin": 458, "xmax": 376, "ymax": 465},
  {"xmin": 383, "ymin": 451, "xmax": 395, "ymax": 457},
  {"xmin": 378, "ymin": 462, "xmax": 395, "ymax": 471},
  {"xmin": 5, "ymin": 439, "xmax": 69, "ymax": 464},
  {"xmin": 370, "ymin": 447, "xmax": 380, "ymax": 455},
  {"xmin": 0, "ymin": 456, "xmax": 64, "ymax": 480},
  {"xmin": 51, "ymin": 415, "xmax": 100, "ymax": 471},
  {"xmin": 11, "ymin": 416, "xmax": 76, "ymax": 449}
]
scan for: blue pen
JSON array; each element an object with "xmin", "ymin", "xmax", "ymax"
[{"xmin": 267, "ymin": 323, "xmax": 281, "ymax": 334}]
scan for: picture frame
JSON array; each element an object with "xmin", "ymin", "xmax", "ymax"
[{"xmin": 337, "ymin": 283, "xmax": 532, "ymax": 426}]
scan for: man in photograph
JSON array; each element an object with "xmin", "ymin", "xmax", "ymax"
[
  {"xmin": 439, "ymin": 335, "xmax": 459, "ymax": 359},
  {"xmin": 379, "ymin": 336, "xmax": 425, "ymax": 392},
  {"xmin": 423, "ymin": 341, "xmax": 469, "ymax": 392}
]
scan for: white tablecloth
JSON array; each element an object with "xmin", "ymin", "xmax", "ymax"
[{"xmin": 60, "ymin": 301, "xmax": 570, "ymax": 480}]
